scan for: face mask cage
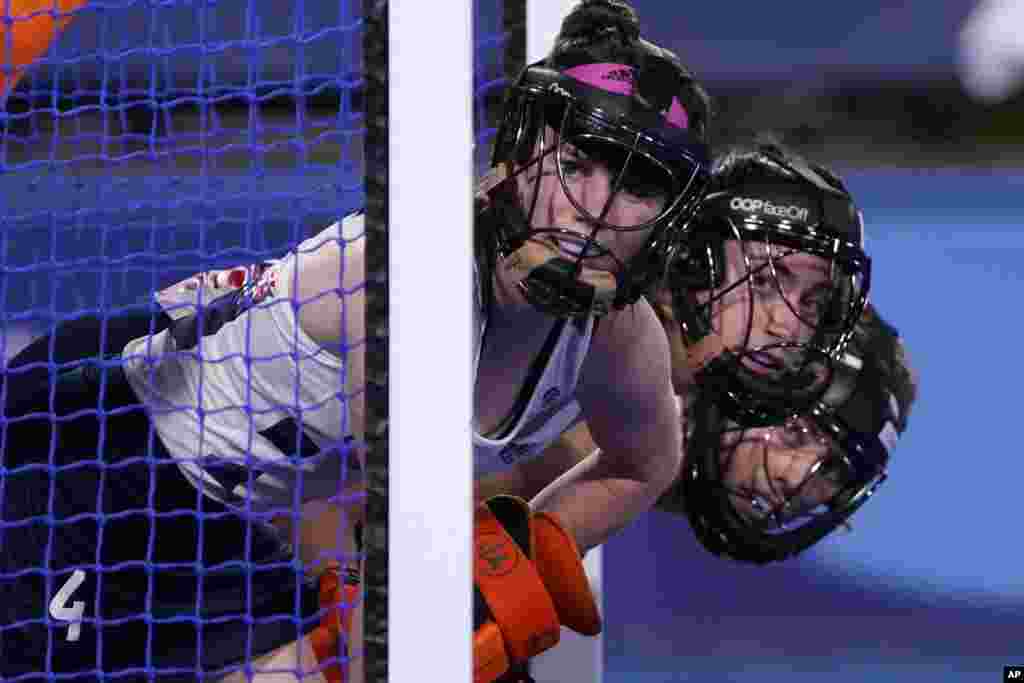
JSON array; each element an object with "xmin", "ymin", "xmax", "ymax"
[
  {"xmin": 677, "ymin": 362, "xmax": 896, "ymax": 565},
  {"xmin": 667, "ymin": 198, "xmax": 871, "ymax": 419},
  {"xmin": 484, "ymin": 66, "xmax": 710, "ymax": 314},
  {"xmin": 715, "ymin": 414, "xmax": 887, "ymax": 535}
]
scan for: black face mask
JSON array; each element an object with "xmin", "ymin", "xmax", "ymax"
[
  {"xmin": 482, "ymin": 64, "xmax": 709, "ymax": 317},
  {"xmin": 669, "ymin": 351, "xmax": 896, "ymax": 565}
]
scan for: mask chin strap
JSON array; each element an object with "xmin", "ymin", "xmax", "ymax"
[
  {"xmin": 505, "ymin": 241, "xmax": 620, "ymax": 317},
  {"xmin": 700, "ymin": 350, "xmax": 834, "ymax": 429}
]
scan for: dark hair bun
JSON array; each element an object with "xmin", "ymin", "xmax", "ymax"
[
  {"xmin": 538, "ymin": 0, "xmax": 712, "ymax": 140},
  {"xmin": 553, "ymin": 0, "xmax": 640, "ymax": 55}
]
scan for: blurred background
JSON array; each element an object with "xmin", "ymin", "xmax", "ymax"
[
  {"xmin": 1, "ymin": 0, "xmax": 1022, "ymax": 681},
  {"xmin": 638, "ymin": 0, "xmax": 1024, "ymax": 166}
]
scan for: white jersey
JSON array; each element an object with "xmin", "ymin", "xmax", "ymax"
[
  {"xmin": 123, "ymin": 216, "xmax": 363, "ymax": 511},
  {"xmin": 472, "ymin": 283, "xmax": 596, "ymax": 479}
]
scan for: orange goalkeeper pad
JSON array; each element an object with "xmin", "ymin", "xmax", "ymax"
[
  {"xmin": 0, "ymin": 0, "xmax": 87, "ymax": 97},
  {"xmin": 530, "ymin": 511, "xmax": 602, "ymax": 636},
  {"xmin": 474, "ymin": 500, "xmax": 561, "ymax": 663},
  {"xmin": 310, "ymin": 569, "xmax": 359, "ymax": 683},
  {"xmin": 473, "ymin": 621, "xmax": 511, "ymax": 683}
]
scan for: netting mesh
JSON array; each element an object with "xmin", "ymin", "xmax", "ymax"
[
  {"xmin": 474, "ymin": 0, "xmax": 516, "ymax": 172},
  {"xmin": 1, "ymin": 0, "xmax": 363, "ymax": 680},
  {"xmin": 0, "ymin": 0, "xmax": 522, "ymax": 679},
  {"xmin": 0, "ymin": 0, "xmax": 363, "ymax": 319}
]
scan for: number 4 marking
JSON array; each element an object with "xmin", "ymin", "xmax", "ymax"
[{"xmin": 49, "ymin": 569, "xmax": 86, "ymax": 642}]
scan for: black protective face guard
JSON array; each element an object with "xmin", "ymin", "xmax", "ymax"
[
  {"xmin": 664, "ymin": 175, "xmax": 871, "ymax": 420},
  {"xmin": 483, "ymin": 65, "xmax": 710, "ymax": 317},
  {"xmin": 670, "ymin": 228, "xmax": 869, "ymax": 421},
  {"xmin": 673, "ymin": 353, "xmax": 896, "ymax": 565}
]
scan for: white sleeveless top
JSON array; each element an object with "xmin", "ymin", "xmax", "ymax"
[
  {"xmin": 472, "ymin": 280, "xmax": 596, "ymax": 479},
  {"xmin": 122, "ymin": 216, "xmax": 362, "ymax": 511}
]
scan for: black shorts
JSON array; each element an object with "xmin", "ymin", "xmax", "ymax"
[{"xmin": 0, "ymin": 357, "xmax": 320, "ymax": 681}]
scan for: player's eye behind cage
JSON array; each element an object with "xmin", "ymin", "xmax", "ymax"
[
  {"xmin": 515, "ymin": 117, "xmax": 683, "ymax": 229},
  {"xmin": 721, "ymin": 429, "xmax": 847, "ymax": 529},
  {"xmin": 715, "ymin": 399, "xmax": 887, "ymax": 532},
  {"xmin": 732, "ymin": 241, "xmax": 865, "ymax": 341},
  {"xmin": 496, "ymin": 79, "xmax": 700, "ymax": 232},
  {"xmin": 557, "ymin": 136, "xmax": 678, "ymax": 202},
  {"xmin": 671, "ymin": 213, "xmax": 870, "ymax": 352}
]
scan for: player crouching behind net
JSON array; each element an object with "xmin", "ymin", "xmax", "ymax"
[{"xmin": 0, "ymin": 219, "xmax": 366, "ymax": 682}]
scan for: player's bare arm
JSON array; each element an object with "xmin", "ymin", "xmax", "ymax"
[
  {"xmin": 474, "ymin": 422, "xmax": 597, "ymax": 505},
  {"xmin": 531, "ymin": 298, "xmax": 682, "ymax": 554}
]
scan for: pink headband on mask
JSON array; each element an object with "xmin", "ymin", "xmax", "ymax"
[{"xmin": 563, "ymin": 63, "xmax": 690, "ymax": 130}]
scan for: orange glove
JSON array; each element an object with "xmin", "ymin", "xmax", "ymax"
[
  {"xmin": 310, "ymin": 567, "xmax": 360, "ymax": 683},
  {"xmin": 473, "ymin": 496, "xmax": 602, "ymax": 683},
  {"xmin": 1, "ymin": 0, "xmax": 88, "ymax": 97}
]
